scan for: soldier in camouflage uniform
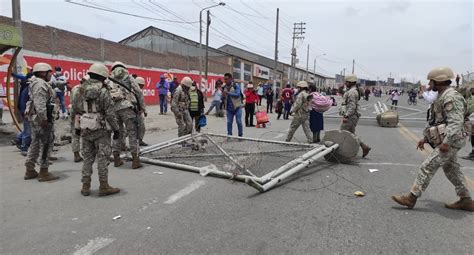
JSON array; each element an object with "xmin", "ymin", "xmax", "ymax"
[
  {"xmin": 286, "ymin": 81, "xmax": 313, "ymax": 143},
  {"xmin": 135, "ymin": 76, "xmax": 149, "ymax": 146},
  {"xmin": 110, "ymin": 61, "xmax": 145, "ymax": 169},
  {"xmin": 69, "ymin": 75, "xmax": 89, "ymax": 163},
  {"xmin": 23, "ymin": 63, "xmax": 60, "ymax": 182},
  {"xmin": 73, "ymin": 63, "xmax": 121, "ymax": 196},
  {"xmin": 340, "ymin": 74, "xmax": 371, "ymax": 157},
  {"xmin": 171, "ymin": 77, "xmax": 193, "ymax": 137},
  {"xmin": 458, "ymin": 83, "xmax": 474, "ymax": 160},
  {"xmin": 392, "ymin": 67, "xmax": 474, "ymax": 211}
]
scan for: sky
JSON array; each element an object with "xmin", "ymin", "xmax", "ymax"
[{"xmin": 1, "ymin": 0, "xmax": 472, "ymax": 83}]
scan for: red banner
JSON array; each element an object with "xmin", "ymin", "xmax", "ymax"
[{"xmin": 1, "ymin": 54, "xmax": 223, "ymax": 107}]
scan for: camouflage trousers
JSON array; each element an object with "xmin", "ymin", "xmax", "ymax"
[
  {"xmin": 138, "ymin": 115, "xmax": 145, "ymax": 141},
  {"xmin": 173, "ymin": 110, "xmax": 193, "ymax": 137},
  {"xmin": 25, "ymin": 122, "xmax": 53, "ymax": 169},
  {"xmin": 81, "ymin": 130, "xmax": 112, "ymax": 183},
  {"xmin": 340, "ymin": 115, "xmax": 364, "ymax": 146},
  {"xmin": 410, "ymin": 146, "xmax": 471, "ymax": 198},
  {"xmin": 286, "ymin": 112, "xmax": 312, "ymax": 143},
  {"xmin": 71, "ymin": 122, "xmax": 81, "ymax": 153},
  {"xmin": 113, "ymin": 108, "xmax": 139, "ymax": 154}
]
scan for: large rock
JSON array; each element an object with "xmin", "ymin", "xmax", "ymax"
[
  {"xmin": 322, "ymin": 130, "xmax": 359, "ymax": 163},
  {"xmin": 376, "ymin": 110, "xmax": 399, "ymax": 127}
]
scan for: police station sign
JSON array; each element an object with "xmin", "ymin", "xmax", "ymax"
[{"xmin": 253, "ymin": 64, "xmax": 270, "ymax": 79}]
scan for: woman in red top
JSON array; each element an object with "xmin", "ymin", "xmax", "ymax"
[{"xmin": 244, "ymin": 82, "xmax": 259, "ymax": 127}]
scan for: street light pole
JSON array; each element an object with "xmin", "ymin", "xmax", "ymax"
[
  {"xmin": 312, "ymin": 53, "xmax": 325, "ymax": 88},
  {"xmin": 199, "ymin": 2, "xmax": 225, "ymax": 93}
]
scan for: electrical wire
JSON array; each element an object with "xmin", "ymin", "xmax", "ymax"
[{"xmin": 65, "ymin": 0, "xmax": 199, "ymax": 24}]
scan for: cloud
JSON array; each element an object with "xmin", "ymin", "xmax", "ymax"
[
  {"xmin": 382, "ymin": 1, "xmax": 411, "ymax": 14},
  {"xmin": 344, "ymin": 6, "xmax": 360, "ymax": 17}
]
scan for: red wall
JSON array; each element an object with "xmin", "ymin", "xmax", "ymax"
[{"xmin": 1, "ymin": 54, "xmax": 223, "ymax": 107}]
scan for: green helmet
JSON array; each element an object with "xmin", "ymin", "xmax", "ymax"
[
  {"xmin": 427, "ymin": 67, "xmax": 454, "ymax": 82},
  {"xmin": 87, "ymin": 63, "xmax": 109, "ymax": 78},
  {"xmin": 111, "ymin": 61, "xmax": 127, "ymax": 71},
  {"xmin": 180, "ymin": 77, "xmax": 193, "ymax": 87},
  {"xmin": 135, "ymin": 76, "xmax": 145, "ymax": 86},
  {"xmin": 32, "ymin": 62, "xmax": 52, "ymax": 73},
  {"xmin": 296, "ymin": 80, "xmax": 308, "ymax": 88},
  {"xmin": 344, "ymin": 74, "xmax": 357, "ymax": 83}
]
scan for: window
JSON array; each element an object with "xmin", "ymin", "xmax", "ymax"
[{"xmin": 243, "ymin": 63, "xmax": 252, "ymax": 81}]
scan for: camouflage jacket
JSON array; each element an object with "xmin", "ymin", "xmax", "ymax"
[
  {"xmin": 26, "ymin": 77, "xmax": 55, "ymax": 123},
  {"xmin": 171, "ymin": 85, "xmax": 190, "ymax": 112},
  {"xmin": 70, "ymin": 84, "xmax": 82, "ymax": 121},
  {"xmin": 291, "ymin": 90, "xmax": 311, "ymax": 115},
  {"xmin": 342, "ymin": 86, "xmax": 360, "ymax": 118},
  {"xmin": 72, "ymin": 78, "xmax": 119, "ymax": 132},
  {"xmin": 428, "ymin": 87, "xmax": 467, "ymax": 148},
  {"xmin": 110, "ymin": 68, "xmax": 145, "ymax": 112}
]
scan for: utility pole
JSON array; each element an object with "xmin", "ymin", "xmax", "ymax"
[
  {"xmin": 204, "ymin": 10, "xmax": 211, "ymax": 101},
  {"xmin": 352, "ymin": 59, "xmax": 355, "ymax": 74},
  {"xmin": 290, "ymin": 22, "xmax": 305, "ymax": 85},
  {"xmin": 343, "ymin": 68, "xmax": 346, "ymax": 76},
  {"xmin": 305, "ymin": 44, "xmax": 309, "ymax": 81},
  {"xmin": 273, "ymin": 8, "xmax": 279, "ymax": 90},
  {"xmin": 12, "ymin": 0, "xmax": 23, "ymax": 121}
]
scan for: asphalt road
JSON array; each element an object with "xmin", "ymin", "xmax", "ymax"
[{"xmin": 1, "ymin": 94, "xmax": 473, "ymax": 254}]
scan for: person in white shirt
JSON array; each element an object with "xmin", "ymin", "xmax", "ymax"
[{"xmin": 390, "ymin": 89, "xmax": 401, "ymax": 109}]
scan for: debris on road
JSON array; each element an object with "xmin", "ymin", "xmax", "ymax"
[
  {"xmin": 354, "ymin": 191, "xmax": 365, "ymax": 197},
  {"xmin": 112, "ymin": 215, "xmax": 121, "ymax": 221},
  {"xmin": 153, "ymin": 171, "xmax": 164, "ymax": 175},
  {"xmin": 368, "ymin": 169, "xmax": 379, "ymax": 173}
]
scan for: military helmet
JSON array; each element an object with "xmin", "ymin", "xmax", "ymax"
[
  {"xmin": 32, "ymin": 62, "xmax": 52, "ymax": 73},
  {"xmin": 135, "ymin": 76, "xmax": 145, "ymax": 86},
  {"xmin": 111, "ymin": 61, "xmax": 127, "ymax": 71},
  {"xmin": 296, "ymin": 81, "xmax": 308, "ymax": 88},
  {"xmin": 87, "ymin": 63, "xmax": 109, "ymax": 78},
  {"xmin": 344, "ymin": 74, "xmax": 357, "ymax": 83},
  {"xmin": 181, "ymin": 77, "xmax": 193, "ymax": 87},
  {"xmin": 426, "ymin": 67, "xmax": 454, "ymax": 82}
]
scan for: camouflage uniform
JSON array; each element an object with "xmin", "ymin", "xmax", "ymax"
[
  {"xmin": 25, "ymin": 77, "xmax": 55, "ymax": 169},
  {"xmin": 340, "ymin": 86, "xmax": 365, "ymax": 145},
  {"xmin": 410, "ymin": 87, "xmax": 471, "ymax": 198},
  {"xmin": 138, "ymin": 114, "xmax": 146, "ymax": 141},
  {"xmin": 70, "ymin": 84, "xmax": 82, "ymax": 154},
  {"xmin": 171, "ymin": 85, "xmax": 192, "ymax": 137},
  {"xmin": 286, "ymin": 90, "xmax": 312, "ymax": 143},
  {"xmin": 110, "ymin": 67, "xmax": 145, "ymax": 155},
  {"xmin": 73, "ymin": 78, "xmax": 119, "ymax": 184}
]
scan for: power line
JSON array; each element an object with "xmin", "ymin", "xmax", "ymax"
[
  {"xmin": 225, "ymin": 4, "xmax": 269, "ymax": 19},
  {"xmin": 239, "ymin": 0, "xmax": 270, "ymax": 19},
  {"xmin": 65, "ymin": 0, "xmax": 199, "ymax": 24}
]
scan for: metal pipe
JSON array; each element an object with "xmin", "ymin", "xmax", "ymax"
[
  {"xmin": 247, "ymin": 144, "xmax": 339, "ymax": 192},
  {"xmin": 140, "ymin": 134, "xmax": 192, "ymax": 154},
  {"xmin": 259, "ymin": 146, "xmax": 327, "ymax": 183},
  {"xmin": 140, "ymin": 134, "xmax": 203, "ymax": 155},
  {"xmin": 139, "ymin": 157, "xmax": 261, "ymax": 183}
]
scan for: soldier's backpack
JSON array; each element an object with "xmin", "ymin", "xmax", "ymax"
[
  {"xmin": 79, "ymin": 82, "xmax": 103, "ymax": 131},
  {"xmin": 376, "ymin": 110, "xmax": 399, "ymax": 127}
]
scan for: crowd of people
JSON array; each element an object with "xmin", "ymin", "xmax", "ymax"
[{"xmin": 5, "ymin": 61, "xmax": 473, "ymax": 211}]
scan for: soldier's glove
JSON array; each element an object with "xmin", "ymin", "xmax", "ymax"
[
  {"xmin": 113, "ymin": 131, "xmax": 120, "ymax": 140},
  {"xmin": 75, "ymin": 129, "xmax": 81, "ymax": 136}
]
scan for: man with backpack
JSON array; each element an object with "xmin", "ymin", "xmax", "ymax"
[
  {"xmin": 50, "ymin": 66, "xmax": 69, "ymax": 119},
  {"xmin": 109, "ymin": 61, "xmax": 145, "ymax": 169},
  {"xmin": 72, "ymin": 63, "xmax": 121, "ymax": 196}
]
